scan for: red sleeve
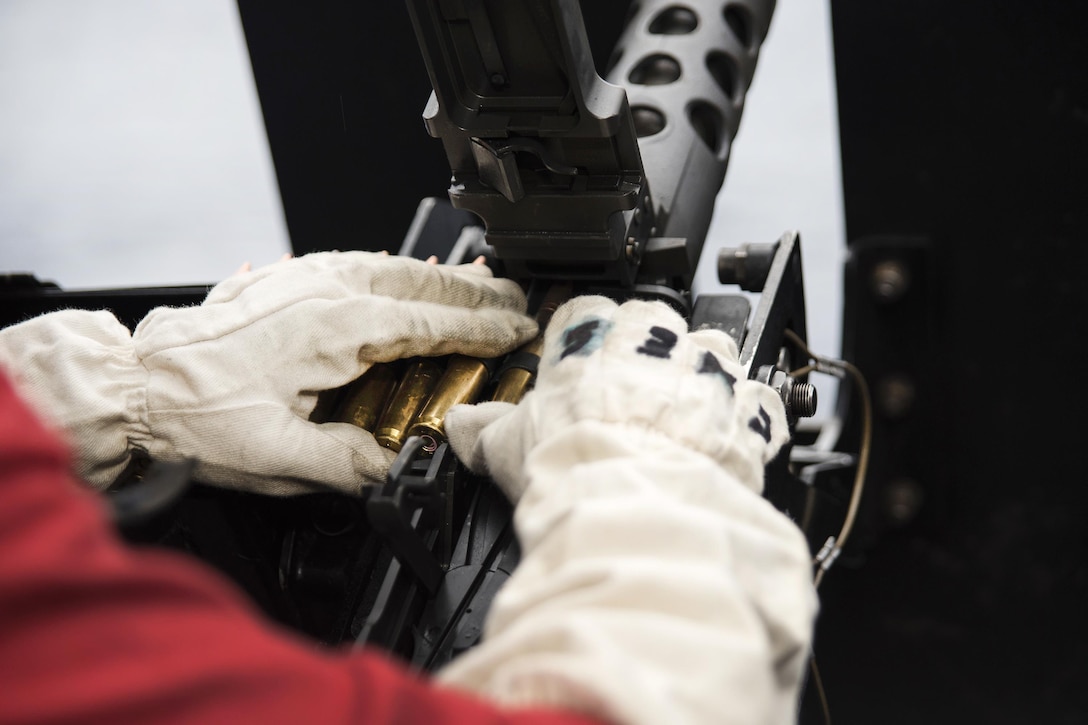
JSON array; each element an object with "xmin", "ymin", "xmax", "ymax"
[{"xmin": 0, "ymin": 372, "xmax": 603, "ymax": 725}]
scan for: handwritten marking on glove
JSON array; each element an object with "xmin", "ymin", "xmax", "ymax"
[
  {"xmin": 635, "ymin": 326, "xmax": 679, "ymax": 360},
  {"xmin": 559, "ymin": 318, "xmax": 608, "ymax": 360},
  {"xmin": 748, "ymin": 405, "xmax": 772, "ymax": 442},
  {"xmin": 697, "ymin": 351, "xmax": 737, "ymax": 391}
]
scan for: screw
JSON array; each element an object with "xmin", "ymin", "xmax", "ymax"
[
  {"xmin": 625, "ymin": 237, "xmax": 640, "ymax": 263},
  {"xmin": 876, "ymin": 374, "xmax": 915, "ymax": 419},
  {"xmin": 871, "ymin": 260, "xmax": 910, "ymax": 302},
  {"xmin": 884, "ymin": 477, "xmax": 924, "ymax": 525}
]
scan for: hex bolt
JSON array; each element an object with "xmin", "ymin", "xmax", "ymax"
[
  {"xmin": 758, "ymin": 366, "xmax": 818, "ymax": 420},
  {"xmin": 871, "ymin": 260, "xmax": 910, "ymax": 303}
]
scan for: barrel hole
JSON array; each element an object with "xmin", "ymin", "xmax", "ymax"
[
  {"xmin": 706, "ymin": 51, "xmax": 737, "ymax": 100},
  {"xmin": 688, "ymin": 101, "xmax": 723, "ymax": 153},
  {"xmin": 723, "ymin": 4, "xmax": 753, "ymax": 48},
  {"xmin": 648, "ymin": 6, "xmax": 698, "ymax": 35},
  {"xmin": 632, "ymin": 105, "xmax": 666, "ymax": 137},
  {"xmin": 628, "ymin": 54, "xmax": 681, "ymax": 85}
]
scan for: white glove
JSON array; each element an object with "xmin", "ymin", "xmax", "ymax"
[
  {"xmin": 0, "ymin": 252, "xmax": 537, "ymax": 495},
  {"xmin": 441, "ymin": 296, "xmax": 817, "ymax": 725}
]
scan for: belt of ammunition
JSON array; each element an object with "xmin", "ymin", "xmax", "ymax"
[
  {"xmin": 407, "ymin": 355, "xmax": 495, "ymax": 452},
  {"xmin": 333, "ymin": 283, "xmax": 573, "ymax": 457},
  {"xmin": 489, "ymin": 282, "xmax": 572, "ymax": 405},
  {"xmin": 332, "ymin": 361, "xmax": 401, "ymax": 431},
  {"xmin": 374, "ymin": 358, "xmax": 445, "ymax": 452}
]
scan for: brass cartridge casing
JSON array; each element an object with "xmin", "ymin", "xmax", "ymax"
[
  {"xmin": 490, "ymin": 282, "xmax": 571, "ymax": 405},
  {"xmin": 333, "ymin": 362, "xmax": 400, "ymax": 431},
  {"xmin": 407, "ymin": 355, "xmax": 491, "ymax": 451},
  {"xmin": 374, "ymin": 358, "xmax": 444, "ymax": 451},
  {"xmin": 490, "ymin": 336, "xmax": 544, "ymax": 404}
]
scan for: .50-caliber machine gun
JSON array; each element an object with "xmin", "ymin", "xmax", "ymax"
[
  {"xmin": 0, "ymin": 0, "xmax": 863, "ymax": 689},
  {"xmin": 295, "ymin": 0, "xmax": 858, "ymax": 668}
]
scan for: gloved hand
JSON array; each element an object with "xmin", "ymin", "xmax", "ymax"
[
  {"xmin": 446, "ymin": 295, "xmax": 791, "ymax": 502},
  {"xmin": 441, "ymin": 296, "xmax": 816, "ymax": 725},
  {"xmin": 0, "ymin": 252, "xmax": 537, "ymax": 494}
]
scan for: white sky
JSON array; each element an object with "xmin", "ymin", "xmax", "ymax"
[{"xmin": 0, "ymin": 0, "xmax": 843, "ymax": 412}]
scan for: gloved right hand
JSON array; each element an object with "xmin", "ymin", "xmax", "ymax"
[
  {"xmin": 440, "ymin": 296, "xmax": 816, "ymax": 725},
  {"xmin": 446, "ymin": 295, "xmax": 791, "ymax": 502}
]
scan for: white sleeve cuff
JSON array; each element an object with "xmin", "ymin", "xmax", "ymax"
[
  {"xmin": 0, "ymin": 309, "xmax": 150, "ymax": 488},
  {"xmin": 438, "ymin": 423, "xmax": 817, "ymax": 725}
]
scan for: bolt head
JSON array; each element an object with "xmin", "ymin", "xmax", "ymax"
[
  {"xmin": 871, "ymin": 260, "xmax": 910, "ymax": 303},
  {"xmin": 884, "ymin": 477, "xmax": 924, "ymax": 525},
  {"xmin": 877, "ymin": 375, "xmax": 916, "ymax": 419}
]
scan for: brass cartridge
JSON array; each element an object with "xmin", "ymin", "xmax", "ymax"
[
  {"xmin": 333, "ymin": 362, "xmax": 400, "ymax": 431},
  {"xmin": 490, "ymin": 282, "xmax": 572, "ymax": 404},
  {"xmin": 407, "ymin": 355, "xmax": 493, "ymax": 452},
  {"xmin": 374, "ymin": 358, "xmax": 444, "ymax": 452},
  {"xmin": 490, "ymin": 337, "xmax": 544, "ymax": 404}
]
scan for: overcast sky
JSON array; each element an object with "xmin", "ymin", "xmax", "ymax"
[{"xmin": 0, "ymin": 0, "xmax": 843, "ymax": 412}]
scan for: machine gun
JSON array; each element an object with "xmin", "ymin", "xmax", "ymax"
[
  {"xmin": 0, "ymin": 0, "xmax": 858, "ymax": 679},
  {"xmin": 12, "ymin": 2, "xmax": 1088, "ymax": 721},
  {"xmin": 280, "ymin": 0, "xmax": 853, "ymax": 667}
]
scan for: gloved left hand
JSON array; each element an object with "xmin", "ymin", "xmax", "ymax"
[{"xmin": 0, "ymin": 252, "xmax": 537, "ymax": 494}]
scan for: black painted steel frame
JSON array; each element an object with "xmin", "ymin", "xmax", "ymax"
[{"xmin": 822, "ymin": 2, "xmax": 1088, "ymax": 723}]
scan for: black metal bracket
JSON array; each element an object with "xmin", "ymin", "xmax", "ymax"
[
  {"xmin": 735, "ymin": 230, "xmax": 809, "ymax": 376},
  {"xmin": 366, "ymin": 437, "xmax": 459, "ymax": 595}
]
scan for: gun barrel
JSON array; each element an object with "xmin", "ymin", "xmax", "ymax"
[{"xmin": 606, "ymin": 0, "xmax": 776, "ymax": 276}]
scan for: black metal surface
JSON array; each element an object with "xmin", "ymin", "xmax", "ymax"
[
  {"xmin": 406, "ymin": 0, "xmax": 653, "ymax": 287},
  {"xmin": 234, "ymin": 1, "xmax": 443, "ymax": 255},
  {"xmin": 109, "ymin": 459, "xmax": 195, "ymax": 530},
  {"xmin": 399, "ymin": 198, "xmax": 482, "ymax": 262},
  {"xmin": 823, "ymin": 2, "xmax": 1088, "ymax": 722},
  {"xmin": 0, "ymin": 275, "xmax": 208, "ymax": 331},
  {"xmin": 412, "ymin": 481, "xmax": 518, "ymax": 671},
  {"xmin": 235, "ymin": 0, "xmax": 630, "ymax": 257},
  {"xmin": 366, "ymin": 438, "xmax": 458, "ymax": 596},
  {"xmin": 737, "ymin": 231, "xmax": 807, "ymax": 376},
  {"xmin": 689, "ymin": 293, "xmax": 751, "ymax": 349}
]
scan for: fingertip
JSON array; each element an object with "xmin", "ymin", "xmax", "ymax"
[
  {"xmin": 426, "ymin": 255, "xmax": 439, "ymax": 265},
  {"xmin": 449, "ymin": 261, "xmax": 494, "ymax": 278}
]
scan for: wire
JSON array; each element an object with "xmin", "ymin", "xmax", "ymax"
[
  {"xmin": 782, "ymin": 329, "xmax": 873, "ymax": 590},
  {"xmin": 810, "ymin": 653, "xmax": 832, "ymax": 725},
  {"xmin": 784, "ymin": 331, "xmax": 870, "ymax": 725}
]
